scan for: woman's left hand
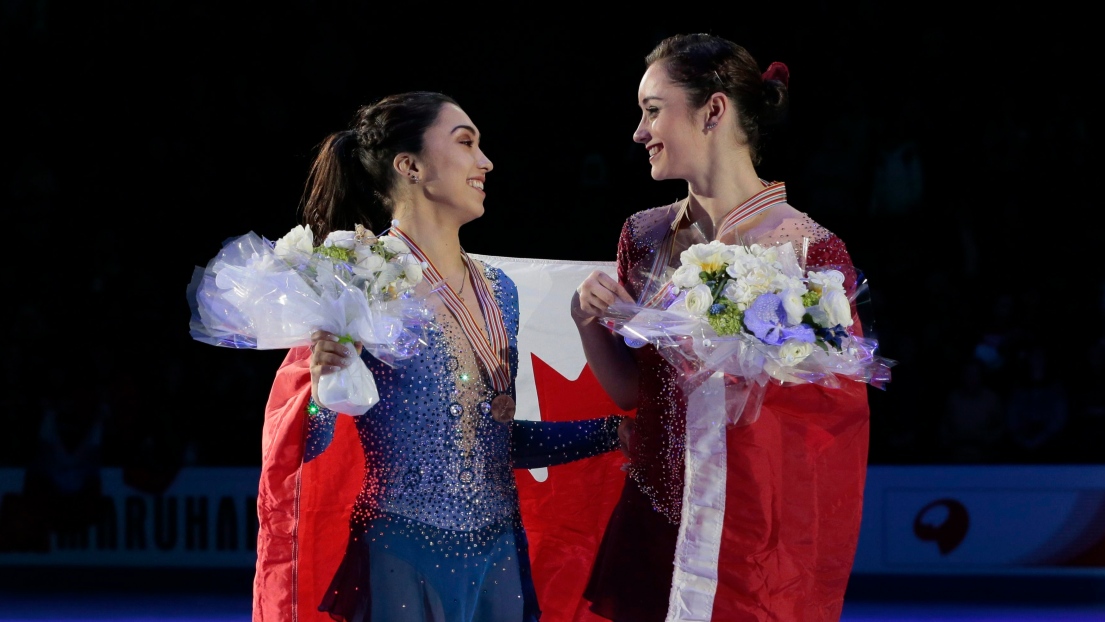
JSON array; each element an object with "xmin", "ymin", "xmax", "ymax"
[{"xmin": 309, "ymin": 330, "xmax": 363, "ymax": 403}]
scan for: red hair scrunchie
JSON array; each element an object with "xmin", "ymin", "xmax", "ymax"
[{"xmin": 762, "ymin": 61, "xmax": 790, "ymax": 87}]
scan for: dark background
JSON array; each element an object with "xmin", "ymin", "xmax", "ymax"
[{"xmin": 3, "ymin": 3, "xmax": 1102, "ymax": 486}]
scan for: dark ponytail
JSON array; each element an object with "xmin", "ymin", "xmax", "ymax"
[
  {"xmin": 299, "ymin": 91, "xmax": 459, "ymax": 243},
  {"xmin": 300, "ymin": 130, "xmax": 379, "ymax": 244}
]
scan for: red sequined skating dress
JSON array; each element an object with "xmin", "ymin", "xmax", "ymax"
[{"xmin": 585, "ymin": 187, "xmax": 871, "ymax": 622}]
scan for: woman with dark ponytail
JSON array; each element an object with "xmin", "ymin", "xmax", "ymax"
[
  {"xmin": 571, "ymin": 35, "xmax": 871, "ymax": 621},
  {"xmin": 254, "ymin": 92, "xmax": 627, "ymax": 622}
]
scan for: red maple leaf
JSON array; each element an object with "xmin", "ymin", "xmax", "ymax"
[{"xmin": 516, "ymin": 354, "xmax": 635, "ymax": 622}]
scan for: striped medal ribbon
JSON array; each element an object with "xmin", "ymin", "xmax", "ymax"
[
  {"xmin": 642, "ymin": 181, "xmax": 788, "ymax": 309},
  {"xmin": 389, "ymin": 227, "xmax": 511, "ymax": 392},
  {"xmin": 716, "ymin": 181, "xmax": 787, "ymax": 241}
]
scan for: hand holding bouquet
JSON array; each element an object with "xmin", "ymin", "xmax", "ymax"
[
  {"xmin": 187, "ymin": 222, "xmax": 432, "ymax": 415},
  {"xmin": 601, "ymin": 239, "xmax": 894, "ymax": 425}
]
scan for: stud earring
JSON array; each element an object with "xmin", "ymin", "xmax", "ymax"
[
  {"xmin": 706, "ymin": 122, "xmax": 717, "ymax": 130},
  {"xmin": 409, "ymin": 174, "xmax": 420, "ymax": 183}
]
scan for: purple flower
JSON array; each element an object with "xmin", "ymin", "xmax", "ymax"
[
  {"xmin": 816, "ymin": 324, "xmax": 849, "ymax": 350},
  {"xmin": 745, "ymin": 293, "xmax": 816, "ymax": 346}
]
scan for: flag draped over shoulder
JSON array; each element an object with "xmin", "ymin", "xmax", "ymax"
[{"xmin": 253, "ymin": 255, "xmax": 631, "ymax": 622}]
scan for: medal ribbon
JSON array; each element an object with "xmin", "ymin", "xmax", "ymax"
[
  {"xmin": 716, "ymin": 181, "xmax": 787, "ymax": 240},
  {"xmin": 389, "ymin": 227, "xmax": 511, "ymax": 392},
  {"xmin": 643, "ymin": 181, "xmax": 788, "ymax": 308}
]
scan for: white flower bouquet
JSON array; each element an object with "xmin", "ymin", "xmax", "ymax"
[
  {"xmin": 187, "ymin": 222, "xmax": 432, "ymax": 415},
  {"xmin": 601, "ymin": 239, "xmax": 894, "ymax": 426}
]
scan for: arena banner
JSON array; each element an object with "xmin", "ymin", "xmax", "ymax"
[
  {"xmin": 4, "ymin": 463, "xmax": 1104, "ymax": 574},
  {"xmin": 0, "ymin": 467, "xmax": 260, "ymax": 567},
  {"xmin": 852, "ymin": 464, "xmax": 1105, "ymax": 575}
]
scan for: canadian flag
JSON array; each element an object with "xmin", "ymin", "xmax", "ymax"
[{"xmin": 474, "ymin": 254, "xmax": 634, "ymax": 622}]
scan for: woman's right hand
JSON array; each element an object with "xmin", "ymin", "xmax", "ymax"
[
  {"xmin": 309, "ymin": 330, "xmax": 362, "ymax": 403},
  {"xmin": 571, "ymin": 270, "xmax": 634, "ymax": 326},
  {"xmin": 570, "ymin": 271, "xmax": 641, "ymax": 411}
]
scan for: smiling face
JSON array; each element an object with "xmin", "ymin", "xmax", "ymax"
[
  {"xmin": 418, "ymin": 103, "xmax": 493, "ymax": 224},
  {"xmin": 633, "ymin": 62, "xmax": 708, "ymax": 182}
]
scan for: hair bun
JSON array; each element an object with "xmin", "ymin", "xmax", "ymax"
[
  {"xmin": 353, "ymin": 115, "xmax": 385, "ymax": 149},
  {"xmin": 762, "ymin": 61, "xmax": 790, "ymax": 88}
]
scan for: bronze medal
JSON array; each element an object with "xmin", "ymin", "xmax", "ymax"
[{"xmin": 490, "ymin": 394, "xmax": 516, "ymax": 423}]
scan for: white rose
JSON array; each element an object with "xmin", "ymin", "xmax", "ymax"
[
  {"xmin": 777, "ymin": 339, "xmax": 814, "ymax": 366},
  {"xmin": 682, "ymin": 284, "xmax": 714, "ymax": 317},
  {"xmin": 323, "ymin": 230, "xmax": 357, "ymax": 250},
  {"xmin": 671, "ymin": 264, "xmax": 703, "ymax": 290},
  {"xmin": 381, "ymin": 236, "xmax": 410, "ymax": 255},
  {"xmin": 807, "ymin": 269, "xmax": 846, "ymax": 293},
  {"xmin": 273, "ymin": 224, "xmax": 314, "ymax": 258},
  {"xmin": 808, "ymin": 288, "xmax": 853, "ymax": 329},
  {"xmin": 354, "ymin": 252, "xmax": 386, "ymax": 274},
  {"xmin": 820, "ymin": 288, "xmax": 854, "ymax": 328},
  {"xmin": 402, "ymin": 262, "xmax": 424, "ymax": 285},
  {"xmin": 779, "ymin": 286, "xmax": 807, "ymax": 325}
]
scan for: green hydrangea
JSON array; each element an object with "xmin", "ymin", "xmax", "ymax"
[
  {"xmin": 707, "ymin": 301, "xmax": 745, "ymax": 336},
  {"xmin": 314, "ymin": 244, "xmax": 355, "ymax": 263}
]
